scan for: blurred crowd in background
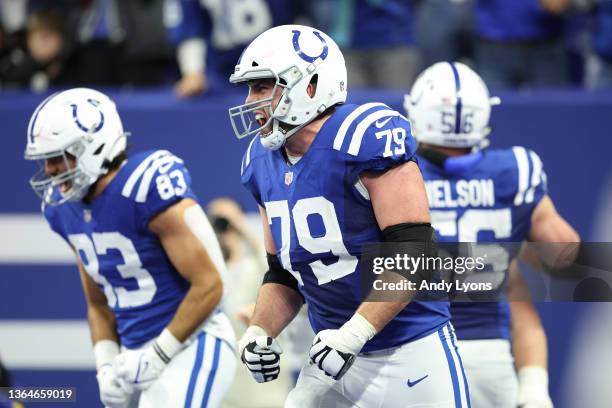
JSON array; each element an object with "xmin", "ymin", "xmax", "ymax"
[{"xmin": 1, "ymin": 0, "xmax": 612, "ymax": 96}]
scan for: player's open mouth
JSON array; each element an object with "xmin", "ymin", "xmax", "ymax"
[
  {"xmin": 60, "ymin": 182, "xmax": 72, "ymax": 193},
  {"xmin": 54, "ymin": 180, "xmax": 72, "ymax": 194},
  {"xmin": 255, "ymin": 112, "xmax": 272, "ymax": 136},
  {"xmin": 255, "ymin": 112, "xmax": 267, "ymax": 127}
]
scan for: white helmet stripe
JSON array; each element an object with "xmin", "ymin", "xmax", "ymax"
[{"xmin": 27, "ymin": 92, "xmax": 59, "ymax": 143}]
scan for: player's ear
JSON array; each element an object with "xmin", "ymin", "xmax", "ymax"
[{"xmin": 307, "ymin": 74, "xmax": 318, "ymax": 98}]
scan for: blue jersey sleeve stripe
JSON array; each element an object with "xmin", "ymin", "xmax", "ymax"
[
  {"xmin": 525, "ymin": 150, "xmax": 543, "ymax": 204},
  {"xmin": 245, "ymin": 136, "xmax": 258, "ymax": 167},
  {"xmin": 333, "ymin": 102, "xmax": 388, "ymax": 151},
  {"xmin": 354, "ymin": 178, "xmax": 370, "ymax": 200},
  {"xmin": 347, "ymin": 110, "xmax": 400, "ymax": 156},
  {"xmin": 121, "ymin": 150, "xmax": 170, "ymax": 198},
  {"xmin": 512, "ymin": 146, "xmax": 530, "ymax": 206},
  {"xmin": 135, "ymin": 155, "xmax": 184, "ymax": 203},
  {"xmin": 241, "ymin": 136, "xmax": 258, "ymax": 176}
]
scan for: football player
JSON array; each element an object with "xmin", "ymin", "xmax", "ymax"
[
  {"xmin": 228, "ymin": 25, "xmax": 470, "ymax": 407},
  {"xmin": 24, "ymin": 88, "xmax": 236, "ymax": 408},
  {"xmin": 404, "ymin": 62, "xmax": 580, "ymax": 408}
]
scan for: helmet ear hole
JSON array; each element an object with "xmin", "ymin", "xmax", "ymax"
[
  {"xmin": 93, "ymin": 144, "xmax": 105, "ymax": 156},
  {"xmin": 307, "ymin": 74, "xmax": 318, "ymax": 98}
]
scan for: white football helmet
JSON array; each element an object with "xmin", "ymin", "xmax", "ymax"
[
  {"xmin": 228, "ymin": 24, "xmax": 347, "ymax": 150},
  {"xmin": 24, "ymin": 88, "xmax": 127, "ymax": 205},
  {"xmin": 404, "ymin": 62, "xmax": 500, "ymax": 150}
]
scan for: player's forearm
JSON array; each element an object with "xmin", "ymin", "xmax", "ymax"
[
  {"xmin": 165, "ymin": 277, "xmax": 223, "ymax": 342},
  {"xmin": 250, "ymin": 283, "xmax": 303, "ymax": 338},
  {"xmin": 513, "ymin": 314, "xmax": 552, "ymax": 407},
  {"xmin": 87, "ymin": 304, "xmax": 119, "ymax": 345},
  {"xmin": 513, "ymin": 325, "xmax": 548, "ymax": 370},
  {"xmin": 356, "ymin": 300, "xmax": 411, "ymax": 333},
  {"xmin": 511, "ymin": 302, "xmax": 548, "ymax": 370}
]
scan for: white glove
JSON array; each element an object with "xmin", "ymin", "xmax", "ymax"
[
  {"xmin": 309, "ymin": 313, "xmax": 376, "ymax": 380},
  {"xmin": 239, "ymin": 325, "xmax": 283, "ymax": 383},
  {"xmin": 97, "ymin": 364, "xmax": 132, "ymax": 408},
  {"xmin": 517, "ymin": 366, "xmax": 554, "ymax": 408},
  {"xmin": 94, "ymin": 340, "xmax": 132, "ymax": 408},
  {"xmin": 113, "ymin": 329, "xmax": 183, "ymax": 391}
]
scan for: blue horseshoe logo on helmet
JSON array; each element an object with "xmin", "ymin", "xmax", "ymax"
[
  {"xmin": 70, "ymin": 98, "xmax": 105, "ymax": 133},
  {"xmin": 291, "ymin": 30, "xmax": 329, "ymax": 63}
]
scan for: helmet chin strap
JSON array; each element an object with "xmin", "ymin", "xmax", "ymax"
[
  {"xmin": 259, "ymin": 117, "xmax": 312, "ymax": 151},
  {"xmin": 260, "ymin": 119, "xmax": 287, "ymax": 150}
]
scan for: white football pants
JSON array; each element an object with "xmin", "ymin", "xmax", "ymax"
[
  {"xmin": 124, "ymin": 312, "xmax": 237, "ymax": 408},
  {"xmin": 285, "ymin": 322, "xmax": 470, "ymax": 408},
  {"xmin": 457, "ymin": 339, "xmax": 518, "ymax": 408}
]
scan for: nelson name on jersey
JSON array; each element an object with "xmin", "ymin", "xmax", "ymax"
[{"xmin": 425, "ymin": 178, "xmax": 495, "ymax": 209}]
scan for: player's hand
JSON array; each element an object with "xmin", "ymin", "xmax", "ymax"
[
  {"xmin": 308, "ymin": 329, "xmax": 358, "ymax": 381},
  {"xmin": 174, "ymin": 72, "xmax": 207, "ymax": 98},
  {"xmin": 239, "ymin": 325, "xmax": 283, "ymax": 383},
  {"xmin": 113, "ymin": 346, "xmax": 167, "ymax": 391},
  {"xmin": 309, "ymin": 313, "xmax": 376, "ymax": 381},
  {"xmin": 97, "ymin": 363, "xmax": 132, "ymax": 408},
  {"xmin": 113, "ymin": 328, "xmax": 182, "ymax": 391},
  {"xmin": 517, "ymin": 367, "xmax": 554, "ymax": 408}
]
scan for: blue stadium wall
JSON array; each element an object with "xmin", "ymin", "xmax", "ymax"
[{"xmin": 0, "ymin": 88, "xmax": 610, "ymax": 407}]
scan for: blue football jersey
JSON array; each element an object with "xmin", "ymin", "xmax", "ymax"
[
  {"xmin": 242, "ymin": 103, "xmax": 450, "ymax": 352},
  {"xmin": 44, "ymin": 150, "xmax": 198, "ymax": 348},
  {"xmin": 418, "ymin": 147, "xmax": 548, "ymax": 340},
  {"xmin": 164, "ymin": 0, "xmax": 296, "ymax": 78}
]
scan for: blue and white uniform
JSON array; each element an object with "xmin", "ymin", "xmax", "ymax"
[
  {"xmin": 44, "ymin": 150, "xmax": 236, "ymax": 408},
  {"xmin": 419, "ymin": 147, "xmax": 547, "ymax": 408},
  {"xmin": 242, "ymin": 103, "xmax": 470, "ymax": 407}
]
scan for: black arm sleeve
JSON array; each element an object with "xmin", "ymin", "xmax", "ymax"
[
  {"xmin": 381, "ymin": 223, "xmax": 439, "ymax": 284},
  {"xmin": 262, "ymin": 253, "xmax": 305, "ymax": 302}
]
